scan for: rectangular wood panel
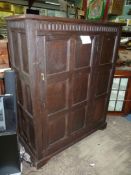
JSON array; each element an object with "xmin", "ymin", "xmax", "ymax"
[
  {"xmin": 47, "ymin": 80, "xmax": 68, "ymax": 114},
  {"xmin": 46, "ymin": 37, "xmax": 69, "ymax": 74},
  {"xmin": 48, "ymin": 113, "xmax": 67, "ymax": 144},
  {"xmin": 72, "ymin": 72, "xmax": 89, "ymax": 104}
]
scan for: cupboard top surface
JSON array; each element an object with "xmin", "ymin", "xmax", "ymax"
[{"xmin": 6, "ymin": 14, "xmax": 122, "ymax": 27}]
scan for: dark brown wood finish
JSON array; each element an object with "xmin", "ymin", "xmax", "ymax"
[{"xmin": 7, "ymin": 15, "xmax": 121, "ymax": 168}]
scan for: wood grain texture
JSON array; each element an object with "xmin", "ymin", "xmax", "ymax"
[{"xmin": 7, "ymin": 15, "xmax": 122, "ymax": 168}]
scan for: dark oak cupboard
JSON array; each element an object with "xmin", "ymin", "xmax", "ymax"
[{"xmin": 7, "ymin": 15, "xmax": 121, "ymax": 168}]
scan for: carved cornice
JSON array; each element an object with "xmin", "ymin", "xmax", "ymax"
[
  {"xmin": 8, "ymin": 21, "xmax": 25, "ymax": 29},
  {"xmin": 8, "ymin": 21, "xmax": 118, "ymax": 33},
  {"xmin": 37, "ymin": 22, "xmax": 118, "ymax": 33}
]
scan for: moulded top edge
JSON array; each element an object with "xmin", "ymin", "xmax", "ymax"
[{"xmin": 6, "ymin": 14, "xmax": 122, "ymax": 27}]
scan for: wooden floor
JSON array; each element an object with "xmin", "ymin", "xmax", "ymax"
[{"xmin": 22, "ymin": 116, "xmax": 131, "ymax": 175}]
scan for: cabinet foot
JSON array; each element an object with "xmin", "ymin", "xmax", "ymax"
[{"xmin": 99, "ymin": 122, "xmax": 107, "ymax": 130}]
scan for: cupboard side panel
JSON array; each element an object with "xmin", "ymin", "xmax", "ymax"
[
  {"xmin": 89, "ymin": 32, "xmax": 121, "ymax": 126},
  {"xmin": 7, "ymin": 22, "xmax": 36, "ymax": 155}
]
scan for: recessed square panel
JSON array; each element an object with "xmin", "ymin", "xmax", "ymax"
[
  {"xmin": 75, "ymin": 37, "xmax": 92, "ymax": 68},
  {"xmin": 47, "ymin": 80, "xmax": 68, "ymax": 114},
  {"xmin": 100, "ymin": 36, "xmax": 115, "ymax": 64},
  {"xmin": 48, "ymin": 114, "xmax": 66, "ymax": 144},
  {"xmin": 12, "ymin": 32, "xmax": 20, "ymax": 68},
  {"xmin": 28, "ymin": 118, "xmax": 36, "ymax": 149},
  {"xmin": 96, "ymin": 70, "xmax": 110, "ymax": 96},
  {"xmin": 46, "ymin": 38, "xmax": 68, "ymax": 74},
  {"xmin": 72, "ymin": 72, "xmax": 89, "ymax": 104},
  {"xmin": 25, "ymin": 84, "xmax": 33, "ymax": 115},
  {"xmin": 20, "ymin": 33, "xmax": 29, "ymax": 73},
  {"xmin": 71, "ymin": 107, "xmax": 86, "ymax": 133},
  {"xmin": 16, "ymin": 77, "xmax": 23, "ymax": 105},
  {"xmin": 18, "ymin": 107, "xmax": 28, "ymax": 142},
  {"xmin": 17, "ymin": 106, "xmax": 23, "ymax": 135},
  {"xmin": 93, "ymin": 98, "xmax": 106, "ymax": 122}
]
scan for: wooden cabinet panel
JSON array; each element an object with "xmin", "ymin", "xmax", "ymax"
[
  {"xmin": 47, "ymin": 80, "xmax": 68, "ymax": 114},
  {"xmin": 75, "ymin": 37, "xmax": 92, "ymax": 68},
  {"xmin": 46, "ymin": 37, "xmax": 69, "ymax": 74},
  {"xmin": 70, "ymin": 106, "xmax": 86, "ymax": 133},
  {"xmin": 100, "ymin": 35, "xmax": 115, "ymax": 64},
  {"xmin": 20, "ymin": 33, "xmax": 29, "ymax": 73},
  {"xmin": 7, "ymin": 15, "xmax": 121, "ymax": 168},
  {"xmin": 48, "ymin": 113, "xmax": 67, "ymax": 144},
  {"xmin": 95, "ymin": 70, "xmax": 111, "ymax": 96},
  {"xmin": 72, "ymin": 72, "xmax": 89, "ymax": 104}
]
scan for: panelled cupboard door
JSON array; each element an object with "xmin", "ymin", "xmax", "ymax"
[
  {"xmin": 88, "ymin": 34, "xmax": 118, "ymax": 126},
  {"xmin": 37, "ymin": 33, "xmax": 111, "ymax": 151},
  {"xmin": 37, "ymin": 32, "xmax": 119, "ymax": 157},
  {"xmin": 8, "ymin": 29, "xmax": 35, "ymax": 154}
]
